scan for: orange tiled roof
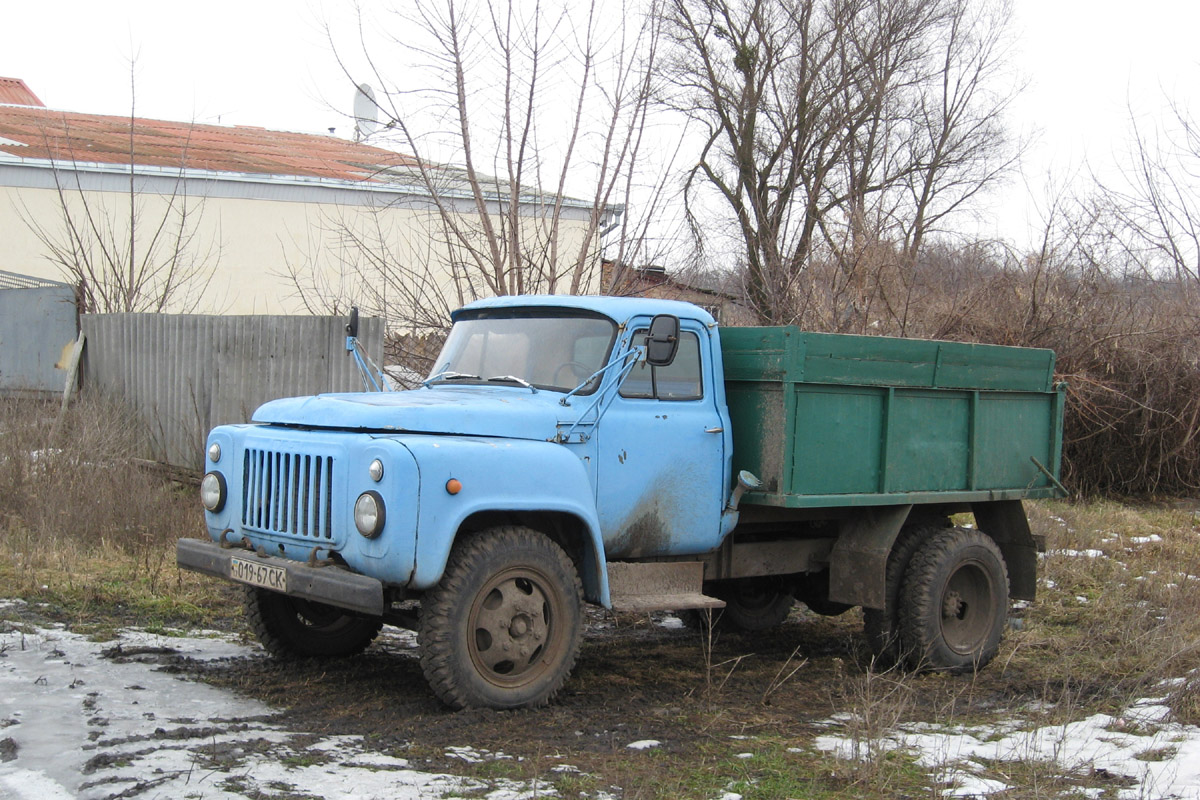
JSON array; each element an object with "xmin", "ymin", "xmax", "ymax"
[
  {"xmin": 0, "ymin": 77, "xmax": 43, "ymax": 107},
  {"xmin": 0, "ymin": 103, "xmax": 417, "ymax": 182}
]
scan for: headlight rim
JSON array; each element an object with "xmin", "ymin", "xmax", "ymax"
[
  {"xmin": 200, "ymin": 471, "xmax": 227, "ymax": 512},
  {"xmin": 354, "ymin": 490, "xmax": 386, "ymax": 538}
]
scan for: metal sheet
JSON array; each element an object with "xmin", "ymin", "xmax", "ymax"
[{"xmin": 0, "ymin": 273, "xmax": 78, "ymax": 396}]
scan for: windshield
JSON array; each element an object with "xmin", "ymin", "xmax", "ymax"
[{"xmin": 428, "ymin": 309, "xmax": 617, "ymax": 394}]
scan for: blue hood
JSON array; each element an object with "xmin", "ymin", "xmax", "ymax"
[{"xmin": 252, "ymin": 387, "xmax": 573, "ymax": 440}]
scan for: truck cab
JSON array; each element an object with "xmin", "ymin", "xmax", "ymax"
[{"xmin": 183, "ymin": 297, "xmax": 738, "ymax": 708}]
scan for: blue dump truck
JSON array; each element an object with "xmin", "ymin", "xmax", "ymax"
[{"xmin": 179, "ymin": 295, "xmax": 1065, "ymax": 709}]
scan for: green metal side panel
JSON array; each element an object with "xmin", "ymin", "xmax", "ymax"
[
  {"xmin": 721, "ymin": 326, "xmax": 1065, "ymax": 506},
  {"xmin": 721, "ymin": 327, "xmax": 1056, "ymax": 392},
  {"xmin": 791, "ymin": 387, "xmax": 883, "ymax": 495}
]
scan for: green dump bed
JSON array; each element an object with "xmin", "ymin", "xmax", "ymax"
[{"xmin": 720, "ymin": 327, "xmax": 1065, "ymax": 508}]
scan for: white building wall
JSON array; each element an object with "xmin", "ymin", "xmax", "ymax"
[{"xmin": 1, "ymin": 177, "xmax": 600, "ymax": 317}]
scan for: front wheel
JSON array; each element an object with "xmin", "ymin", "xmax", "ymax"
[
  {"xmin": 898, "ymin": 528, "xmax": 1009, "ymax": 673},
  {"xmin": 244, "ymin": 587, "xmax": 383, "ymax": 658},
  {"xmin": 419, "ymin": 527, "xmax": 583, "ymax": 710}
]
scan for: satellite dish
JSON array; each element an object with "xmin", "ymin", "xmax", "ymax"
[{"xmin": 353, "ymin": 83, "xmax": 381, "ymax": 141}]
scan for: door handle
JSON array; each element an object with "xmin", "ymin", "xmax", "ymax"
[{"xmin": 705, "ymin": 427, "xmax": 724, "ymax": 434}]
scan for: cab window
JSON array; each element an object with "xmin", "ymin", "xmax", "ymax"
[{"xmin": 620, "ymin": 330, "xmax": 703, "ymax": 400}]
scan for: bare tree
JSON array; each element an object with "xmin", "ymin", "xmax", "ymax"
[
  {"xmin": 289, "ymin": 0, "xmax": 675, "ymax": 345},
  {"xmin": 661, "ymin": 0, "xmax": 1020, "ymax": 325},
  {"xmin": 1098, "ymin": 99, "xmax": 1200, "ymax": 298},
  {"xmin": 19, "ymin": 70, "xmax": 218, "ymax": 313}
]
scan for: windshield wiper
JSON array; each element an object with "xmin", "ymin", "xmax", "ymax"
[
  {"xmin": 486, "ymin": 375, "xmax": 537, "ymax": 393},
  {"xmin": 422, "ymin": 370, "xmax": 481, "ymax": 387}
]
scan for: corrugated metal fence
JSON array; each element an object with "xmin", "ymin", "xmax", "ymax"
[
  {"xmin": 0, "ymin": 271, "xmax": 78, "ymax": 397},
  {"xmin": 81, "ymin": 314, "xmax": 384, "ymax": 470}
]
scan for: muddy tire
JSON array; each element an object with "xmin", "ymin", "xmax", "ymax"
[
  {"xmin": 800, "ymin": 596, "xmax": 853, "ymax": 617},
  {"xmin": 708, "ymin": 580, "xmax": 794, "ymax": 632},
  {"xmin": 418, "ymin": 526, "xmax": 584, "ymax": 710},
  {"xmin": 898, "ymin": 528, "xmax": 1009, "ymax": 673},
  {"xmin": 793, "ymin": 572, "xmax": 852, "ymax": 617},
  {"xmin": 862, "ymin": 523, "xmax": 944, "ymax": 666},
  {"xmin": 244, "ymin": 587, "xmax": 382, "ymax": 658}
]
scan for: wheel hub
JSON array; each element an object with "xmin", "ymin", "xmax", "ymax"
[
  {"xmin": 471, "ymin": 573, "xmax": 553, "ymax": 683},
  {"xmin": 941, "ymin": 561, "xmax": 994, "ymax": 655},
  {"xmin": 942, "ymin": 591, "xmax": 966, "ymax": 620}
]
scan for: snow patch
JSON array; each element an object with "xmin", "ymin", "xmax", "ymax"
[
  {"xmin": 814, "ymin": 690, "xmax": 1200, "ymax": 799},
  {"xmin": 0, "ymin": 625, "xmax": 540, "ymax": 799},
  {"xmin": 626, "ymin": 740, "xmax": 661, "ymax": 750}
]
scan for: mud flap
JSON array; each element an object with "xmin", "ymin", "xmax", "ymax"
[
  {"xmin": 827, "ymin": 504, "xmax": 913, "ymax": 610},
  {"xmin": 972, "ymin": 499, "xmax": 1038, "ymax": 601}
]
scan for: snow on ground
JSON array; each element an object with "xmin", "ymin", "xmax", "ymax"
[
  {"xmin": 814, "ymin": 691, "xmax": 1200, "ymax": 799},
  {"xmin": 0, "ymin": 620, "xmax": 539, "ymax": 800}
]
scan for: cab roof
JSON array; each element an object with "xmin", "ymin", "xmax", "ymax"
[{"xmin": 453, "ymin": 295, "xmax": 717, "ymax": 327}]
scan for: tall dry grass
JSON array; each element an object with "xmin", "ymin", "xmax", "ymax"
[{"xmin": 0, "ymin": 395, "xmax": 225, "ymax": 626}]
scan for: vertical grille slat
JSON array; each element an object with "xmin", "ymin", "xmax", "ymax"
[
  {"xmin": 241, "ymin": 447, "xmax": 337, "ymax": 541},
  {"xmin": 289, "ymin": 454, "xmax": 300, "ymax": 535},
  {"xmin": 324, "ymin": 456, "xmax": 334, "ymax": 539},
  {"xmin": 301, "ymin": 455, "xmax": 311, "ymax": 537},
  {"xmin": 313, "ymin": 456, "xmax": 324, "ymax": 539},
  {"xmin": 257, "ymin": 450, "xmax": 268, "ymax": 529}
]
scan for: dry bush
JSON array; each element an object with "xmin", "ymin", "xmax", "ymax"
[{"xmin": 0, "ymin": 394, "xmax": 205, "ymax": 571}]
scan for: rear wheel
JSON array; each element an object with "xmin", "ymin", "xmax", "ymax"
[
  {"xmin": 794, "ymin": 571, "xmax": 853, "ymax": 617},
  {"xmin": 419, "ymin": 526, "xmax": 583, "ymax": 710},
  {"xmin": 244, "ymin": 587, "xmax": 382, "ymax": 658},
  {"xmin": 898, "ymin": 528, "xmax": 1009, "ymax": 672},
  {"xmin": 703, "ymin": 579, "xmax": 794, "ymax": 632}
]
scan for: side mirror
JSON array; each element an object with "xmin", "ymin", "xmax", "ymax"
[
  {"xmin": 645, "ymin": 314, "xmax": 680, "ymax": 367},
  {"xmin": 346, "ymin": 306, "xmax": 360, "ymax": 339}
]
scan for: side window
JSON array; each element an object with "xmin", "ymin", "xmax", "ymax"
[{"xmin": 620, "ymin": 330, "xmax": 703, "ymax": 401}]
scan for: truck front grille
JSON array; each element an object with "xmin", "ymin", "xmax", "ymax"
[{"xmin": 241, "ymin": 448, "xmax": 335, "ymax": 539}]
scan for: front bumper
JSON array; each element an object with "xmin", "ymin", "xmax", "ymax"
[{"xmin": 177, "ymin": 538, "xmax": 385, "ymax": 616}]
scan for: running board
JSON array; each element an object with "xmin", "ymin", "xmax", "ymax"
[{"xmin": 606, "ymin": 561, "xmax": 725, "ymax": 614}]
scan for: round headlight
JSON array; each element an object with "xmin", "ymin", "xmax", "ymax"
[
  {"xmin": 354, "ymin": 491, "xmax": 386, "ymax": 538},
  {"xmin": 200, "ymin": 472, "xmax": 227, "ymax": 512},
  {"xmin": 207, "ymin": 442, "xmax": 222, "ymax": 463},
  {"xmin": 368, "ymin": 459, "xmax": 384, "ymax": 482}
]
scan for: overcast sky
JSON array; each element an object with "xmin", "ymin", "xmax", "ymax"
[{"xmin": 4, "ymin": 0, "xmax": 1199, "ymax": 249}]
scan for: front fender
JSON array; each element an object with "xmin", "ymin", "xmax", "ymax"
[{"xmin": 396, "ymin": 436, "xmax": 610, "ymax": 605}]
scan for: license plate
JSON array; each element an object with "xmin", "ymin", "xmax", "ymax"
[{"xmin": 230, "ymin": 557, "xmax": 287, "ymax": 592}]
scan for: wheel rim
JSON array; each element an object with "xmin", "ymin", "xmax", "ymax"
[
  {"xmin": 467, "ymin": 566, "xmax": 564, "ymax": 689},
  {"xmin": 939, "ymin": 559, "xmax": 997, "ymax": 656}
]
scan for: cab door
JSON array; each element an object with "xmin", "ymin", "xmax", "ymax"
[{"xmin": 595, "ymin": 318, "xmax": 729, "ymax": 558}]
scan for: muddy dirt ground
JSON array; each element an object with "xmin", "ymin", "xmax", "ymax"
[
  {"xmin": 3, "ymin": 591, "xmax": 1059, "ymax": 799},
  {"xmin": 172, "ymin": 603, "xmax": 1041, "ymax": 797}
]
